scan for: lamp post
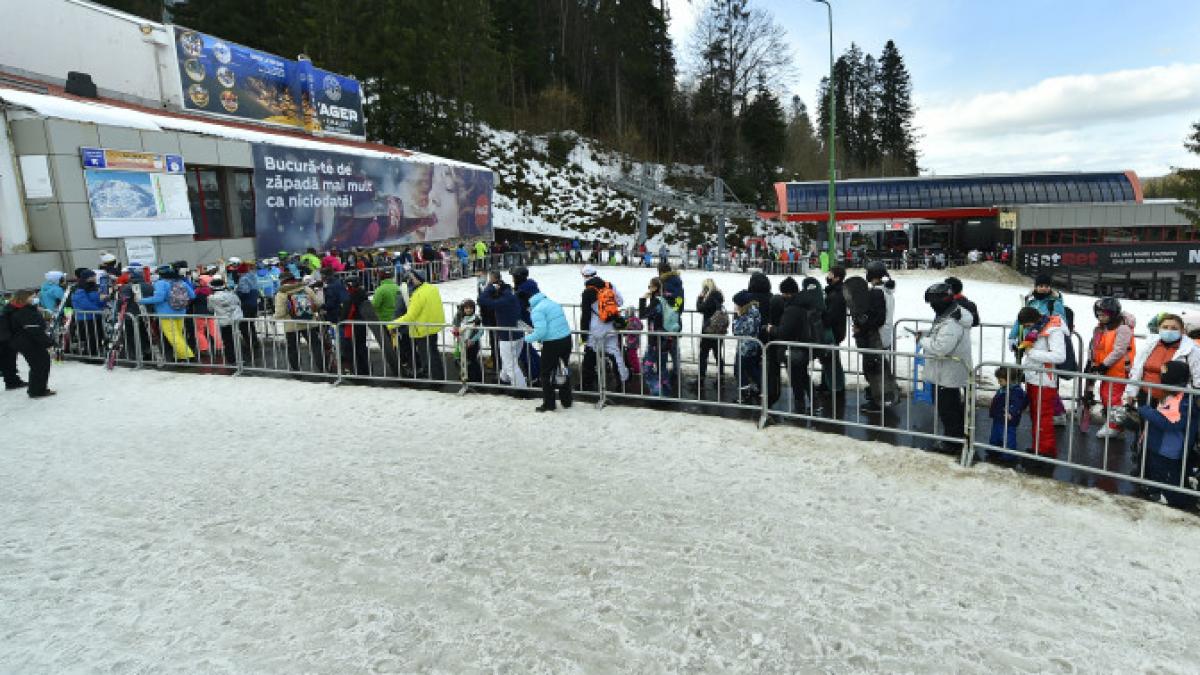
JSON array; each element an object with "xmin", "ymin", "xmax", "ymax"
[{"xmin": 813, "ymin": 0, "xmax": 837, "ymax": 264}]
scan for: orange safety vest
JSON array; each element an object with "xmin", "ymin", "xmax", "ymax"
[{"xmin": 1091, "ymin": 325, "xmax": 1135, "ymax": 378}]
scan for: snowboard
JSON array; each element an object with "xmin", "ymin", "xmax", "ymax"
[{"xmin": 842, "ymin": 276, "xmax": 871, "ymax": 332}]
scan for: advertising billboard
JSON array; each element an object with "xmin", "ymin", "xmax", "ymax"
[
  {"xmin": 173, "ymin": 27, "xmax": 365, "ymax": 138},
  {"xmin": 80, "ymin": 147, "xmax": 194, "ymax": 238},
  {"xmin": 251, "ymin": 144, "xmax": 493, "ymax": 256},
  {"xmin": 1021, "ymin": 244, "xmax": 1200, "ymax": 272}
]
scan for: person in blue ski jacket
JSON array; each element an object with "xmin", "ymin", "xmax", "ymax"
[
  {"xmin": 1007, "ymin": 272, "xmax": 1067, "ymax": 348},
  {"xmin": 255, "ymin": 263, "xmax": 279, "ymax": 301},
  {"xmin": 525, "ymin": 291, "xmax": 573, "ymax": 411},
  {"xmin": 512, "ymin": 266, "xmax": 542, "ymax": 378},
  {"xmin": 71, "ymin": 270, "xmax": 107, "ymax": 356},
  {"xmin": 139, "ymin": 266, "xmax": 196, "ymax": 359},
  {"xmin": 39, "ymin": 271, "xmax": 67, "ymax": 312},
  {"xmin": 456, "ymin": 244, "xmax": 470, "ymax": 276},
  {"xmin": 478, "ymin": 272, "xmax": 526, "ymax": 386},
  {"xmin": 1138, "ymin": 361, "xmax": 1199, "ymax": 509},
  {"xmin": 989, "ymin": 367, "xmax": 1028, "ymax": 457}
]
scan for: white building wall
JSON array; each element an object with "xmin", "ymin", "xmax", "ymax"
[
  {"xmin": 0, "ymin": 108, "xmax": 29, "ymax": 253},
  {"xmin": 0, "ymin": 0, "xmax": 180, "ymax": 108}
]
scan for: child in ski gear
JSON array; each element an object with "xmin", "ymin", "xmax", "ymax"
[
  {"xmin": 1089, "ymin": 297, "xmax": 1136, "ymax": 439},
  {"xmin": 696, "ymin": 278, "xmax": 726, "ymax": 385},
  {"xmin": 621, "ymin": 308, "xmax": 642, "ymax": 376},
  {"xmin": 1015, "ymin": 306, "xmax": 1067, "ymax": 458},
  {"xmin": 1138, "ymin": 360, "xmax": 1199, "ymax": 509},
  {"xmin": 731, "ymin": 290, "xmax": 763, "ymax": 404},
  {"xmin": 453, "ymin": 299, "xmax": 483, "ymax": 382},
  {"xmin": 989, "ymin": 367, "xmax": 1027, "ymax": 456}
]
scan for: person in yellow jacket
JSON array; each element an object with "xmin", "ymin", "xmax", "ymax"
[
  {"xmin": 390, "ymin": 268, "xmax": 446, "ymax": 379},
  {"xmin": 473, "ymin": 240, "xmax": 489, "ymax": 273}
]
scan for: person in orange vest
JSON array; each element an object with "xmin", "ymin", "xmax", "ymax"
[{"xmin": 1087, "ymin": 297, "xmax": 1136, "ymax": 439}]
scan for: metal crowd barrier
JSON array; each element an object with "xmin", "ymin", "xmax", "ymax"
[
  {"xmin": 53, "ymin": 291, "xmax": 1200, "ymax": 514},
  {"xmin": 600, "ymin": 328, "xmax": 768, "ymax": 424},
  {"xmin": 770, "ymin": 340, "xmax": 972, "ymax": 447},
  {"xmin": 966, "ymin": 360, "xmax": 1200, "ymax": 505}
]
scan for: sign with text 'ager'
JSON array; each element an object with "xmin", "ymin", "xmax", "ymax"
[{"xmin": 173, "ymin": 27, "xmax": 365, "ymax": 138}]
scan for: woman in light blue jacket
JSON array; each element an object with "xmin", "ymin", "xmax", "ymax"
[{"xmin": 525, "ymin": 292, "xmax": 572, "ymax": 412}]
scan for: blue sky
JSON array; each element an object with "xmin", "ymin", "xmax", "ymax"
[{"xmin": 668, "ymin": 0, "xmax": 1200, "ymax": 176}]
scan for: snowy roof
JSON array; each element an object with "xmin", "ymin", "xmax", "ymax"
[{"xmin": 0, "ymin": 86, "xmax": 490, "ymax": 173}]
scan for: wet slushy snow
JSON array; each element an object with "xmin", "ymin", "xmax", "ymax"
[{"xmin": 3, "ymin": 361, "xmax": 1200, "ymax": 672}]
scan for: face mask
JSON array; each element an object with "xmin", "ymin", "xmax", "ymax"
[{"xmin": 1160, "ymin": 329, "xmax": 1182, "ymax": 344}]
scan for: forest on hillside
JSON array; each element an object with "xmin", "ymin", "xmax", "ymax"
[{"xmin": 101, "ymin": 0, "xmax": 920, "ymax": 209}]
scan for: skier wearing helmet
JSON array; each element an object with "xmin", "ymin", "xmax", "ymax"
[
  {"xmin": 1087, "ymin": 297, "xmax": 1136, "ymax": 439},
  {"xmin": 918, "ymin": 282, "xmax": 974, "ymax": 453}
]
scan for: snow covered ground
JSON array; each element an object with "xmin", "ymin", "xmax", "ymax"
[{"xmin": 4, "ymin": 362, "xmax": 1200, "ymax": 671}]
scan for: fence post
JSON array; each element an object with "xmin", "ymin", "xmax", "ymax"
[
  {"xmin": 595, "ymin": 338, "xmax": 607, "ymax": 410},
  {"xmin": 960, "ymin": 363, "xmax": 977, "ymax": 468},
  {"xmin": 132, "ymin": 314, "xmax": 144, "ymax": 370},
  {"xmin": 232, "ymin": 317, "xmax": 244, "ymax": 376},
  {"xmin": 757, "ymin": 338, "xmax": 769, "ymax": 429},
  {"xmin": 331, "ymin": 322, "xmax": 344, "ymax": 386}
]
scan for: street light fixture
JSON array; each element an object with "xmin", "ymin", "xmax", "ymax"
[{"xmin": 813, "ymin": 0, "xmax": 837, "ymax": 266}]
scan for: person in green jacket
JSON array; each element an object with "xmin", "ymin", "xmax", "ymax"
[
  {"xmin": 372, "ymin": 275, "xmax": 400, "ymax": 321},
  {"xmin": 390, "ymin": 269, "xmax": 445, "ymax": 379},
  {"xmin": 372, "ymin": 274, "xmax": 403, "ymax": 376}
]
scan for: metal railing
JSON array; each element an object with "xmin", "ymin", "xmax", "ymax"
[
  {"xmin": 50, "ymin": 302, "xmax": 1200, "ymax": 514},
  {"xmin": 965, "ymin": 360, "xmax": 1200, "ymax": 506}
]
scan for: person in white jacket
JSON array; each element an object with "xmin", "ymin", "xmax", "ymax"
[
  {"xmin": 1015, "ymin": 306, "xmax": 1067, "ymax": 458},
  {"xmin": 919, "ymin": 283, "xmax": 974, "ymax": 454},
  {"xmin": 1122, "ymin": 313, "xmax": 1200, "ymax": 406}
]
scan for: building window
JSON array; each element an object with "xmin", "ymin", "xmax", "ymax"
[
  {"xmin": 233, "ymin": 170, "xmax": 255, "ymax": 237},
  {"xmin": 185, "ymin": 167, "xmax": 229, "ymax": 239}
]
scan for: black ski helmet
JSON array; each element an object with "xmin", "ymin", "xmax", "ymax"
[
  {"xmin": 924, "ymin": 282, "xmax": 953, "ymax": 304},
  {"xmin": 925, "ymin": 282, "xmax": 955, "ymax": 313},
  {"xmin": 509, "ymin": 265, "xmax": 529, "ymax": 283},
  {"xmin": 865, "ymin": 260, "xmax": 888, "ymax": 281},
  {"xmin": 1094, "ymin": 297, "xmax": 1121, "ymax": 317}
]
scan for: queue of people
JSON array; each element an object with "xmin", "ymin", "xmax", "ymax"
[{"xmin": 5, "ymin": 250, "xmax": 1200, "ymax": 509}]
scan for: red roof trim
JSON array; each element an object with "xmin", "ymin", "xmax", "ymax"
[{"xmin": 783, "ymin": 207, "xmax": 999, "ymax": 222}]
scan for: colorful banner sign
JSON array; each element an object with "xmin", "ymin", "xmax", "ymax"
[
  {"xmin": 80, "ymin": 147, "xmax": 193, "ymax": 238},
  {"xmin": 173, "ymin": 27, "xmax": 365, "ymax": 138},
  {"xmin": 251, "ymin": 144, "xmax": 493, "ymax": 256}
]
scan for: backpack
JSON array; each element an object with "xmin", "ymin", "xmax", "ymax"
[
  {"xmin": 167, "ymin": 281, "xmax": 190, "ymax": 311},
  {"xmin": 595, "ymin": 282, "xmax": 621, "ymax": 323},
  {"xmin": 705, "ymin": 310, "xmax": 729, "ymax": 335},
  {"xmin": 286, "ymin": 291, "xmax": 315, "ymax": 320},
  {"xmin": 658, "ymin": 296, "xmax": 681, "ymax": 333}
]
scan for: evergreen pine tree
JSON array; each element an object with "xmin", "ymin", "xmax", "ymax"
[{"xmin": 877, "ymin": 40, "xmax": 919, "ymax": 175}]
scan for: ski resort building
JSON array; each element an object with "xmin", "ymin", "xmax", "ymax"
[
  {"xmin": 0, "ymin": 0, "xmax": 493, "ymax": 290},
  {"xmin": 776, "ymin": 173, "xmax": 1200, "ymax": 301}
]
